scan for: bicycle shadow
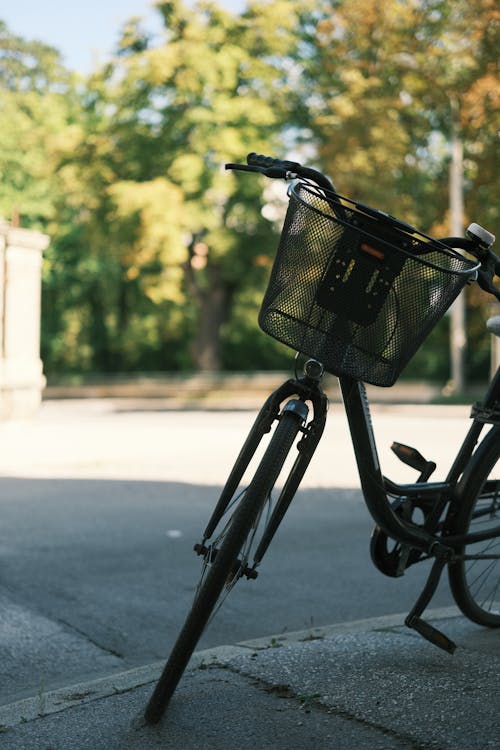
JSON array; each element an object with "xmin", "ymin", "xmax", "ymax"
[{"xmin": 0, "ymin": 475, "xmax": 454, "ymax": 707}]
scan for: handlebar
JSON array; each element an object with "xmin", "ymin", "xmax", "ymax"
[
  {"xmin": 438, "ymin": 235, "xmax": 500, "ymax": 300},
  {"xmin": 225, "ymin": 153, "xmax": 500, "ymax": 301},
  {"xmin": 226, "ymin": 152, "xmax": 339, "ymax": 193}
]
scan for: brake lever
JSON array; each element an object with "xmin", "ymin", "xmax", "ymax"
[{"xmin": 477, "ymin": 269, "xmax": 500, "ymax": 301}]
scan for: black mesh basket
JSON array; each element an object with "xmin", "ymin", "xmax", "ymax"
[{"xmin": 259, "ymin": 182, "xmax": 479, "ymax": 387}]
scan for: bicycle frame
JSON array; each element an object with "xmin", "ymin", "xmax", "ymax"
[
  {"xmin": 223, "ymin": 153, "xmax": 500, "ymax": 568},
  {"xmin": 321, "ymin": 364, "xmax": 500, "ymax": 650},
  {"xmin": 145, "ymin": 159, "xmax": 500, "ymax": 724},
  {"xmin": 201, "ymin": 362, "xmax": 500, "ymax": 568},
  {"xmin": 339, "ymin": 366, "xmax": 500, "ymax": 555}
]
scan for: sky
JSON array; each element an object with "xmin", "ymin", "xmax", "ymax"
[{"xmin": 1, "ymin": 0, "xmax": 245, "ymax": 74}]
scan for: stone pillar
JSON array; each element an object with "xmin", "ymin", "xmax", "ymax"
[{"xmin": 0, "ymin": 222, "xmax": 49, "ymax": 419}]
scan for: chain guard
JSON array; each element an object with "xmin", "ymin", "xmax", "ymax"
[{"xmin": 370, "ymin": 499, "xmax": 424, "ymax": 577}]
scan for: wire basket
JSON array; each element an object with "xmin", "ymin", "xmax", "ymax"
[{"xmin": 259, "ymin": 182, "xmax": 479, "ymax": 387}]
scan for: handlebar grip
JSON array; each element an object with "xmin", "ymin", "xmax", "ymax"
[
  {"xmin": 247, "ymin": 152, "xmax": 301, "ymax": 171},
  {"xmin": 247, "ymin": 153, "xmax": 277, "ymax": 167}
]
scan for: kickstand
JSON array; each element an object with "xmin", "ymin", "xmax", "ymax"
[{"xmin": 405, "ymin": 557, "xmax": 457, "ymax": 654}]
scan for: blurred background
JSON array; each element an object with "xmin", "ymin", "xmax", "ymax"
[{"xmin": 0, "ymin": 0, "xmax": 498, "ymax": 414}]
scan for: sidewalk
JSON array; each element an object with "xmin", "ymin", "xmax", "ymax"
[
  {"xmin": 0, "ymin": 397, "xmax": 473, "ymax": 486},
  {"xmin": 0, "ymin": 608, "xmax": 498, "ymax": 749},
  {"xmin": 0, "ymin": 399, "xmax": 498, "ymax": 749},
  {"xmin": 43, "ymin": 372, "xmax": 450, "ymax": 406}
]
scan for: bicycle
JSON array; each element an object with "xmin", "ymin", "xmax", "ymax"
[{"xmin": 144, "ymin": 153, "xmax": 500, "ymax": 724}]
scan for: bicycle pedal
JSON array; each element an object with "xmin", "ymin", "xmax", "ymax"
[
  {"xmin": 391, "ymin": 442, "xmax": 436, "ymax": 480},
  {"xmin": 405, "ymin": 615, "xmax": 456, "ymax": 654}
]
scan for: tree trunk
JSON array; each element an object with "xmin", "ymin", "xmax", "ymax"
[
  {"xmin": 449, "ymin": 113, "xmax": 466, "ymax": 393},
  {"xmin": 188, "ymin": 264, "xmax": 232, "ymax": 371},
  {"xmin": 88, "ymin": 285, "xmax": 113, "ymax": 371}
]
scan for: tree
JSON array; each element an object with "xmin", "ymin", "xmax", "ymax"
[
  {"xmin": 0, "ymin": 21, "xmax": 77, "ymax": 228},
  {"xmin": 0, "ymin": 22, "xmax": 93, "ymax": 373},
  {"xmin": 52, "ymin": 0, "xmax": 315, "ymax": 372},
  {"xmin": 385, "ymin": 0, "xmax": 498, "ymax": 388},
  {"xmin": 294, "ymin": 0, "xmax": 499, "ymax": 383},
  {"xmin": 3, "ymin": 3, "xmax": 496, "ymax": 378}
]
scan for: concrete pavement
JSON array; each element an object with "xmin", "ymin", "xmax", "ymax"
[
  {"xmin": 0, "ymin": 608, "xmax": 498, "ymax": 749},
  {"xmin": 0, "ymin": 396, "xmax": 473, "ymax": 486},
  {"xmin": 0, "ymin": 396, "xmax": 498, "ymax": 748}
]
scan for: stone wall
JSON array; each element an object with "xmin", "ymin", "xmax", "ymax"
[{"xmin": 0, "ymin": 222, "xmax": 48, "ymax": 418}]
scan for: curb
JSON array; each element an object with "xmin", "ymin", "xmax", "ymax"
[{"xmin": 0, "ymin": 606, "xmax": 460, "ymax": 729}]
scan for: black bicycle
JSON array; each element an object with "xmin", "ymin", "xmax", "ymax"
[{"xmin": 145, "ymin": 153, "xmax": 500, "ymax": 723}]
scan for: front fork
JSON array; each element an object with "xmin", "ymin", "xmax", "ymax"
[{"xmin": 199, "ymin": 361, "xmax": 328, "ymax": 570}]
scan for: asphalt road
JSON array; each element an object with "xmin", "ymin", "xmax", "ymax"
[{"xmin": 0, "ymin": 399, "xmax": 472, "ymax": 704}]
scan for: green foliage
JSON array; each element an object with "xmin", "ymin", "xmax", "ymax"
[
  {"xmin": 0, "ymin": 2, "xmax": 497, "ymax": 378},
  {"xmin": 295, "ymin": 0, "xmax": 498, "ymax": 234},
  {"xmin": 0, "ymin": 21, "xmax": 77, "ymax": 228},
  {"xmin": 221, "ymin": 288, "xmax": 292, "ymax": 371},
  {"xmin": 402, "ymin": 317, "xmax": 451, "ymax": 382}
]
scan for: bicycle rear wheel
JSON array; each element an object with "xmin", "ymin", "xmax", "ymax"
[
  {"xmin": 448, "ymin": 425, "xmax": 500, "ymax": 627},
  {"xmin": 144, "ymin": 410, "xmax": 303, "ymax": 724}
]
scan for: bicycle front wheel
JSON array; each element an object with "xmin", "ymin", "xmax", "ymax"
[
  {"xmin": 448, "ymin": 425, "xmax": 500, "ymax": 627},
  {"xmin": 144, "ymin": 410, "xmax": 303, "ymax": 724}
]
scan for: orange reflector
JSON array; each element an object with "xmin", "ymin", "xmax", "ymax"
[{"xmin": 360, "ymin": 243, "xmax": 385, "ymax": 261}]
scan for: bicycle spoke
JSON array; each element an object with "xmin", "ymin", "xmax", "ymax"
[
  {"xmin": 195, "ymin": 487, "xmax": 274, "ymax": 627},
  {"xmin": 465, "ymin": 540, "xmax": 500, "ymax": 611},
  {"xmin": 449, "ymin": 434, "xmax": 500, "ymax": 626}
]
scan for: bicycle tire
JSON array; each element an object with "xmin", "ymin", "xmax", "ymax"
[
  {"xmin": 144, "ymin": 411, "xmax": 302, "ymax": 724},
  {"xmin": 448, "ymin": 425, "xmax": 500, "ymax": 627}
]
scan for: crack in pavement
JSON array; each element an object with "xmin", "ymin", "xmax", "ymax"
[
  {"xmin": 54, "ymin": 616, "xmax": 124, "ymax": 659},
  {"xmin": 212, "ymin": 660, "xmax": 442, "ymax": 750}
]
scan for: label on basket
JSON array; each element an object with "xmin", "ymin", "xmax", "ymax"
[{"xmin": 315, "ymin": 221, "xmax": 406, "ymax": 326}]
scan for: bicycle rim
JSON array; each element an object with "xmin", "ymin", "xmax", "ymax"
[
  {"xmin": 448, "ymin": 426, "xmax": 500, "ymax": 627},
  {"xmin": 144, "ymin": 411, "xmax": 302, "ymax": 723}
]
